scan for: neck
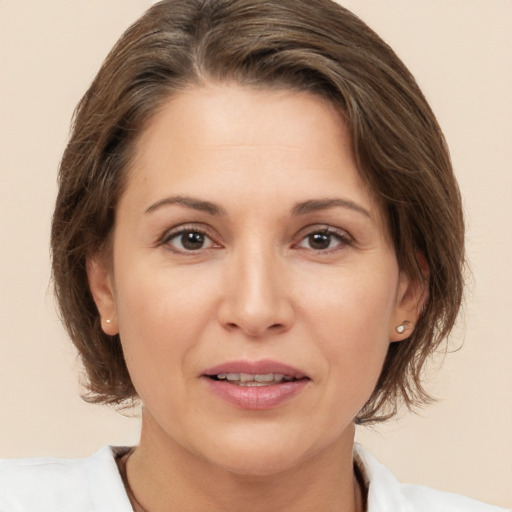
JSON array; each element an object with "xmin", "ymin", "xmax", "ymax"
[{"xmin": 125, "ymin": 412, "xmax": 364, "ymax": 512}]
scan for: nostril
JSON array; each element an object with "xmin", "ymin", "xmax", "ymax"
[
  {"xmin": 223, "ymin": 322, "xmax": 284, "ymax": 338},
  {"xmin": 217, "ymin": 295, "xmax": 294, "ymax": 337}
]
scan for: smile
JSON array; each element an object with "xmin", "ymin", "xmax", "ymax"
[
  {"xmin": 202, "ymin": 360, "xmax": 310, "ymax": 409},
  {"xmin": 212, "ymin": 373, "xmax": 297, "ymax": 386}
]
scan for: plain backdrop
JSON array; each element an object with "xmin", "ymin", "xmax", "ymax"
[{"xmin": 0, "ymin": 1, "xmax": 510, "ymax": 508}]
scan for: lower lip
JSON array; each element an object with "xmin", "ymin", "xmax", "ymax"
[{"xmin": 203, "ymin": 378, "xmax": 309, "ymax": 410}]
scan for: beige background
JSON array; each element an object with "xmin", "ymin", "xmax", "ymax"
[{"xmin": 0, "ymin": 0, "xmax": 510, "ymax": 508}]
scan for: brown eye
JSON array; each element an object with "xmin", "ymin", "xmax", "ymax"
[
  {"xmin": 307, "ymin": 233, "xmax": 332, "ymax": 250},
  {"xmin": 165, "ymin": 230, "xmax": 215, "ymax": 252},
  {"xmin": 296, "ymin": 228, "xmax": 352, "ymax": 252},
  {"xmin": 181, "ymin": 231, "xmax": 206, "ymax": 250}
]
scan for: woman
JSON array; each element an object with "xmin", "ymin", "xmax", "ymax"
[{"xmin": 0, "ymin": 0, "xmax": 507, "ymax": 510}]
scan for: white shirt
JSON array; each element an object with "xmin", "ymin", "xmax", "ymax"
[{"xmin": 0, "ymin": 445, "xmax": 507, "ymax": 511}]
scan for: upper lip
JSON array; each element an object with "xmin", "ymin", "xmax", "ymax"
[{"xmin": 203, "ymin": 359, "xmax": 308, "ymax": 379}]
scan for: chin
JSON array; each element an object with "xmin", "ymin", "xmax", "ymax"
[{"xmin": 194, "ymin": 424, "xmax": 338, "ymax": 478}]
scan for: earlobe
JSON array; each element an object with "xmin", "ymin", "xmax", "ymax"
[
  {"xmin": 395, "ymin": 321, "xmax": 412, "ymax": 335},
  {"xmin": 389, "ymin": 266, "xmax": 428, "ymax": 342},
  {"xmin": 86, "ymin": 255, "xmax": 119, "ymax": 335}
]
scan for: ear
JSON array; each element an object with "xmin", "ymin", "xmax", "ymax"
[
  {"xmin": 86, "ymin": 254, "xmax": 119, "ymax": 336},
  {"xmin": 389, "ymin": 254, "xmax": 429, "ymax": 342}
]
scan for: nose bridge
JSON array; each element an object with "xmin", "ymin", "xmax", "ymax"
[
  {"xmin": 219, "ymin": 236, "xmax": 293, "ymax": 336},
  {"xmin": 239, "ymin": 241, "xmax": 277, "ymax": 310}
]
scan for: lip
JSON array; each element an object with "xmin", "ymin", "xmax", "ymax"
[
  {"xmin": 201, "ymin": 359, "xmax": 310, "ymax": 410},
  {"xmin": 203, "ymin": 359, "xmax": 308, "ymax": 379}
]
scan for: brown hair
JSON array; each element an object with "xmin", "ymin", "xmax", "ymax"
[{"xmin": 51, "ymin": 0, "xmax": 464, "ymax": 423}]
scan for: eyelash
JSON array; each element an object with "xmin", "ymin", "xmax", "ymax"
[
  {"xmin": 293, "ymin": 227, "xmax": 353, "ymax": 253},
  {"xmin": 159, "ymin": 225, "xmax": 219, "ymax": 254},
  {"xmin": 159, "ymin": 225, "xmax": 353, "ymax": 255}
]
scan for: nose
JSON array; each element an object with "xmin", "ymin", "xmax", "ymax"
[{"xmin": 217, "ymin": 244, "xmax": 295, "ymax": 338}]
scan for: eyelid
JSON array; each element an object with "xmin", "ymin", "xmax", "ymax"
[
  {"xmin": 158, "ymin": 223, "xmax": 222, "ymax": 253},
  {"xmin": 157, "ymin": 222, "xmax": 354, "ymax": 254},
  {"xmin": 293, "ymin": 225, "xmax": 354, "ymax": 251}
]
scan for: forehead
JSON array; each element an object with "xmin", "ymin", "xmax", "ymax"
[
  {"xmin": 133, "ymin": 83, "xmax": 348, "ymax": 159},
  {"xmin": 124, "ymin": 83, "xmax": 383, "ymax": 224}
]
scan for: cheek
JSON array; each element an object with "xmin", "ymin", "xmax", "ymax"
[
  {"xmin": 303, "ymin": 263, "xmax": 398, "ymax": 340},
  {"xmin": 302, "ymin": 266, "xmax": 397, "ymax": 405},
  {"xmin": 115, "ymin": 254, "xmax": 215, "ymax": 331},
  {"xmin": 112, "ymin": 262, "xmax": 219, "ymax": 392}
]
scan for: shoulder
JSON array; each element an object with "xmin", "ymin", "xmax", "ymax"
[
  {"xmin": 400, "ymin": 484, "xmax": 508, "ymax": 511},
  {"xmin": 354, "ymin": 444, "xmax": 509, "ymax": 512},
  {"xmin": 0, "ymin": 446, "xmax": 133, "ymax": 512}
]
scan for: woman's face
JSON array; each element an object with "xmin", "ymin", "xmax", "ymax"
[{"xmin": 90, "ymin": 83, "xmax": 417, "ymax": 475}]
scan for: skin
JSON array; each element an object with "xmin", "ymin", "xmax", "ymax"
[{"xmin": 88, "ymin": 83, "xmax": 423, "ymax": 511}]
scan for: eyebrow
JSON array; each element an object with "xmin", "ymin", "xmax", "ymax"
[
  {"xmin": 291, "ymin": 198, "xmax": 371, "ymax": 218},
  {"xmin": 145, "ymin": 195, "xmax": 227, "ymax": 216},
  {"xmin": 145, "ymin": 195, "xmax": 371, "ymax": 219}
]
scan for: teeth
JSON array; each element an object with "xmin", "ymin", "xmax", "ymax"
[
  {"xmin": 214, "ymin": 373, "xmax": 296, "ymax": 386},
  {"xmin": 254, "ymin": 373, "xmax": 275, "ymax": 382}
]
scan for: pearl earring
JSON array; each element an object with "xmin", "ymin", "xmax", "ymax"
[
  {"xmin": 105, "ymin": 319, "xmax": 111, "ymax": 324},
  {"xmin": 396, "ymin": 321, "xmax": 410, "ymax": 334}
]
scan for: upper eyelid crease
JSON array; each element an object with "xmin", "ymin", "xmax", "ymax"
[
  {"xmin": 160, "ymin": 224, "xmax": 352, "ymax": 244},
  {"xmin": 296, "ymin": 227, "xmax": 353, "ymax": 245},
  {"xmin": 161, "ymin": 226, "xmax": 213, "ymax": 242}
]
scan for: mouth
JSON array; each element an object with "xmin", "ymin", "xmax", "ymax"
[
  {"xmin": 207, "ymin": 372, "xmax": 305, "ymax": 387},
  {"xmin": 203, "ymin": 359, "xmax": 309, "ymax": 386},
  {"xmin": 201, "ymin": 360, "xmax": 310, "ymax": 409}
]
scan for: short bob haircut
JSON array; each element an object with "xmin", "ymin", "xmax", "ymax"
[{"xmin": 51, "ymin": 0, "xmax": 464, "ymax": 424}]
